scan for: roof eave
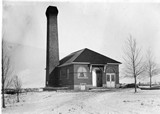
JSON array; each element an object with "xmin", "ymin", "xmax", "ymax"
[
  {"xmin": 58, "ymin": 62, "xmax": 90, "ymax": 67},
  {"xmin": 107, "ymin": 62, "xmax": 122, "ymax": 65}
]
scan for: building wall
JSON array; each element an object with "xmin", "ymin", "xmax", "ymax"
[
  {"xmin": 73, "ymin": 64, "xmax": 92, "ymax": 90},
  {"xmin": 58, "ymin": 64, "xmax": 119, "ymax": 90},
  {"xmin": 58, "ymin": 65, "xmax": 74, "ymax": 89},
  {"xmin": 73, "ymin": 64, "xmax": 119, "ymax": 90},
  {"xmin": 48, "ymin": 67, "xmax": 59, "ymax": 87}
]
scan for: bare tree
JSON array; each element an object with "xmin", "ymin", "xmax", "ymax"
[
  {"xmin": 123, "ymin": 35, "xmax": 145, "ymax": 93},
  {"xmin": 13, "ymin": 75, "xmax": 22, "ymax": 102},
  {"xmin": 2, "ymin": 39, "xmax": 14, "ymax": 108},
  {"xmin": 145, "ymin": 48, "xmax": 158, "ymax": 88}
]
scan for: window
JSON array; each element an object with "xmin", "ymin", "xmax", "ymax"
[
  {"xmin": 59, "ymin": 70, "xmax": 62, "ymax": 80},
  {"xmin": 107, "ymin": 75, "xmax": 110, "ymax": 81},
  {"xmin": 77, "ymin": 66, "xmax": 88, "ymax": 79},
  {"xmin": 111, "ymin": 75, "xmax": 115, "ymax": 81},
  {"xmin": 67, "ymin": 69, "xmax": 69, "ymax": 79},
  {"xmin": 106, "ymin": 73, "xmax": 115, "ymax": 82},
  {"xmin": 59, "ymin": 69, "xmax": 66, "ymax": 80},
  {"xmin": 79, "ymin": 72, "xmax": 85, "ymax": 77}
]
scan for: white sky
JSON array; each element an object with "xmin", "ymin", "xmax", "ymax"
[{"xmin": 2, "ymin": 0, "xmax": 160, "ymax": 87}]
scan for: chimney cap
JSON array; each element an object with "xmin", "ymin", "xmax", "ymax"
[{"xmin": 46, "ymin": 6, "xmax": 58, "ymax": 16}]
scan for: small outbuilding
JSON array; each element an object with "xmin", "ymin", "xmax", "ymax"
[{"xmin": 57, "ymin": 48, "xmax": 121, "ymax": 90}]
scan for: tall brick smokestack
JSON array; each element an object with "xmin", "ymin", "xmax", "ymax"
[{"xmin": 45, "ymin": 6, "xmax": 59, "ymax": 87}]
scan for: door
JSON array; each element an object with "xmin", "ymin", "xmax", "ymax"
[
  {"xmin": 96, "ymin": 70, "xmax": 102, "ymax": 87},
  {"xmin": 106, "ymin": 73, "xmax": 115, "ymax": 88}
]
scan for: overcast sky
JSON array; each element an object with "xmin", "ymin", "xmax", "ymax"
[{"xmin": 2, "ymin": 1, "xmax": 160, "ymax": 87}]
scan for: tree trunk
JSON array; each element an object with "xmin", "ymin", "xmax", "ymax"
[
  {"xmin": 2, "ymin": 82, "xmax": 5, "ymax": 108},
  {"xmin": 150, "ymin": 74, "xmax": 152, "ymax": 88},
  {"xmin": 17, "ymin": 92, "xmax": 19, "ymax": 102},
  {"xmin": 2, "ymin": 44, "xmax": 6, "ymax": 108},
  {"xmin": 2, "ymin": 70, "xmax": 5, "ymax": 108},
  {"xmin": 134, "ymin": 75, "xmax": 137, "ymax": 93}
]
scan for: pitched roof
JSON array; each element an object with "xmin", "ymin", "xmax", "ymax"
[{"xmin": 59, "ymin": 48, "xmax": 121, "ymax": 66}]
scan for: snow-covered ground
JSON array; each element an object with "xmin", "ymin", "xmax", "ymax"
[{"xmin": 2, "ymin": 89, "xmax": 160, "ymax": 114}]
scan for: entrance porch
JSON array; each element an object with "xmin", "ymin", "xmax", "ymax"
[{"xmin": 91, "ymin": 65, "xmax": 117, "ymax": 88}]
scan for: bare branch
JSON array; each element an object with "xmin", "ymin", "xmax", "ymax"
[
  {"xmin": 13, "ymin": 75, "xmax": 22, "ymax": 102},
  {"xmin": 123, "ymin": 35, "xmax": 144, "ymax": 92},
  {"xmin": 2, "ymin": 39, "xmax": 14, "ymax": 89},
  {"xmin": 145, "ymin": 48, "xmax": 159, "ymax": 87}
]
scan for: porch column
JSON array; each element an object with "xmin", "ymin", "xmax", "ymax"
[
  {"xmin": 89, "ymin": 64, "xmax": 92, "ymax": 72},
  {"xmin": 103, "ymin": 64, "xmax": 107, "ymax": 73}
]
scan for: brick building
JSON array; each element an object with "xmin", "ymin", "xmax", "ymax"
[
  {"xmin": 45, "ymin": 6, "xmax": 121, "ymax": 90},
  {"xmin": 58, "ymin": 48, "xmax": 121, "ymax": 90}
]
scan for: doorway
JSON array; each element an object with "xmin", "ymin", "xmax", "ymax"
[
  {"xmin": 92, "ymin": 68, "xmax": 102, "ymax": 87},
  {"xmin": 106, "ymin": 73, "xmax": 115, "ymax": 88},
  {"xmin": 96, "ymin": 70, "xmax": 102, "ymax": 87}
]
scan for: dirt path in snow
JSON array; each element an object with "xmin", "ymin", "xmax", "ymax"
[{"xmin": 2, "ymin": 89, "xmax": 160, "ymax": 114}]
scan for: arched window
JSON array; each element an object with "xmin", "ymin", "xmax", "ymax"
[
  {"xmin": 77, "ymin": 66, "xmax": 88, "ymax": 79},
  {"xmin": 106, "ymin": 67, "xmax": 115, "ymax": 73}
]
